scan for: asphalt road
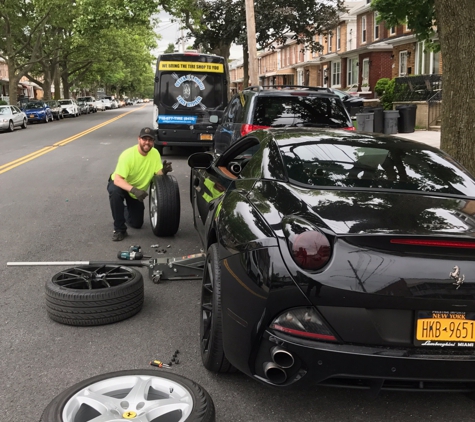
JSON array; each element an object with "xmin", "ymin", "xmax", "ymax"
[{"xmin": 2, "ymin": 105, "xmax": 475, "ymax": 421}]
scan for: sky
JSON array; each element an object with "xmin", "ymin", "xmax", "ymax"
[{"xmin": 153, "ymin": 11, "xmax": 243, "ymax": 60}]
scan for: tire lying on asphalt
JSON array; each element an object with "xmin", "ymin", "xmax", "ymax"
[
  {"xmin": 149, "ymin": 174, "xmax": 181, "ymax": 237},
  {"xmin": 40, "ymin": 369, "xmax": 216, "ymax": 422},
  {"xmin": 45, "ymin": 265, "xmax": 144, "ymax": 326}
]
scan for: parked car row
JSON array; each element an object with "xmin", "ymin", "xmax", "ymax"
[{"xmin": 0, "ymin": 97, "xmax": 137, "ymax": 132}]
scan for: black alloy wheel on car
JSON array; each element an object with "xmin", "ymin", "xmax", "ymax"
[
  {"xmin": 40, "ymin": 369, "xmax": 216, "ymax": 422},
  {"xmin": 200, "ymin": 243, "xmax": 235, "ymax": 373},
  {"xmin": 45, "ymin": 265, "xmax": 144, "ymax": 326},
  {"xmin": 149, "ymin": 174, "xmax": 181, "ymax": 237}
]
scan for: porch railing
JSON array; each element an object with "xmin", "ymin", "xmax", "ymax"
[{"xmin": 427, "ymin": 90, "xmax": 442, "ymax": 129}]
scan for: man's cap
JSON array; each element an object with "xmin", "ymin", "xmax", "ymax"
[{"xmin": 139, "ymin": 127, "xmax": 154, "ymax": 139}]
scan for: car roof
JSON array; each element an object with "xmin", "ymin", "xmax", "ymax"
[{"xmin": 242, "ymin": 85, "xmax": 340, "ymax": 99}]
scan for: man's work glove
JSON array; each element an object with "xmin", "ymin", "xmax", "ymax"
[
  {"xmin": 162, "ymin": 160, "xmax": 173, "ymax": 175},
  {"xmin": 130, "ymin": 187, "xmax": 148, "ymax": 202}
]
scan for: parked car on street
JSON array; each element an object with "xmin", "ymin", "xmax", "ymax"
[
  {"xmin": 110, "ymin": 99, "xmax": 119, "ymax": 109},
  {"xmin": 213, "ymin": 85, "xmax": 354, "ymax": 154},
  {"xmin": 328, "ymin": 87, "xmax": 364, "ymax": 117},
  {"xmin": 101, "ymin": 98, "xmax": 112, "ymax": 110},
  {"xmin": 189, "ymin": 127, "xmax": 475, "ymax": 393},
  {"xmin": 58, "ymin": 99, "xmax": 79, "ymax": 117},
  {"xmin": 0, "ymin": 105, "xmax": 28, "ymax": 132},
  {"xmin": 23, "ymin": 101, "xmax": 54, "ymax": 124},
  {"xmin": 45, "ymin": 100, "xmax": 65, "ymax": 120},
  {"xmin": 95, "ymin": 99, "xmax": 106, "ymax": 111},
  {"xmin": 76, "ymin": 96, "xmax": 97, "ymax": 113},
  {"xmin": 76, "ymin": 99, "xmax": 90, "ymax": 115}
]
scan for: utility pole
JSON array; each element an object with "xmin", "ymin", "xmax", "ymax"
[{"xmin": 245, "ymin": 0, "xmax": 258, "ymax": 86}]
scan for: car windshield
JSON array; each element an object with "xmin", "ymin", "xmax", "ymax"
[
  {"xmin": 280, "ymin": 141, "xmax": 475, "ymax": 196},
  {"xmin": 59, "ymin": 100, "xmax": 72, "ymax": 105},
  {"xmin": 254, "ymin": 96, "xmax": 350, "ymax": 128},
  {"xmin": 0, "ymin": 107, "xmax": 10, "ymax": 115},
  {"xmin": 26, "ymin": 103, "xmax": 44, "ymax": 109}
]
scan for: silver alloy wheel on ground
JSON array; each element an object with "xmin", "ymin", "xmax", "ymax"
[{"xmin": 39, "ymin": 370, "xmax": 215, "ymax": 422}]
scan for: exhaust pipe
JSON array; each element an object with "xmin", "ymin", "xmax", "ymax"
[
  {"xmin": 271, "ymin": 346, "xmax": 295, "ymax": 369},
  {"xmin": 263, "ymin": 362, "xmax": 287, "ymax": 384}
]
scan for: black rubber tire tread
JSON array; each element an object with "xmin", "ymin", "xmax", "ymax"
[
  {"xmin": 201, "ymin": 244, "xmax": 236, "ymax": 373},
  {"xmin": 39, "ymin": 369, "xmax": 215, "ymax": 422},
  {"xmin": 149, "ymin": 174, "xmax": 181, "ymax": 237},
  {"xmin": 8, "ymin": 120, "xmax": 14, "ymax": 131},
  {"xmin": 45, "ymin": 266, "xmax": 144, "ymax": 326},
  {"xmin": 21, "ymin": 118, "xmax": 27, "ymax": 129}
]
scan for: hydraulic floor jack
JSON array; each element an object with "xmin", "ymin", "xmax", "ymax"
[{"xmin": 7, "ymin": 253, "xmax": 206, "ymax": 284}]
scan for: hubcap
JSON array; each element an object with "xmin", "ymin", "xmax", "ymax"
[
  {"xmin": 201, "ymin": 256, "xmax": 214, "ymax": 355},
  {"xmin": 62, "ymin": 374, "xmax": 193, "ymax": 421}
]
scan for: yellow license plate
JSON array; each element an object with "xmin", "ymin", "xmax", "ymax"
[
  {"xmin": 200, "ymin": 134, "xmax": 213, "ymax": 141},
  {"xmin": 415, "ymin": 311, "xmax": 475, "ymax": 346}
]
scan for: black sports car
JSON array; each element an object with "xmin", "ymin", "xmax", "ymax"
[{"xmin": 188, "ymin": 128, "xmax": 475, "ymax": 393}]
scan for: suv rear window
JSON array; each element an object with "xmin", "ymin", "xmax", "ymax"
[{"xmin": 254, "ymin": 96, "xmax": 350, "ymax": 128}]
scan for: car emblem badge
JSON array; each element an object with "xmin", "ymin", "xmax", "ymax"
[{"xmin": 449, "ymin": 265, "xmax": 465, "ymax": 290}]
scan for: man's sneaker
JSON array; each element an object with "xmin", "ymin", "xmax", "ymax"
[{"xmin": 112, "ymin": 231, "xmax": 127, "ymax": 241}]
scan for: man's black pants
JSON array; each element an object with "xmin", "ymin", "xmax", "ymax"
[{"xmin": 107, "ymin": 179, "xmax": 145, "ymax": 233}]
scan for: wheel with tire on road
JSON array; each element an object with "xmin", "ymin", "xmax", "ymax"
[
  {"xmin": 45, "ymin": 264, "xmax": 144, "ymax": 326},
  {"xmin": 149, "ymin": 174, "xmax": 181, "ymax": 237},
  {"xmin": 39, "ymin": 369, "xmax": 216, "ymax": 422},
  {"xmin": 21, "ymin": 118, "xmax": 27, "ymax": 129},
  {"xmin": 8, "ymin": 120, "xmax": 14, "ymax": 131}
]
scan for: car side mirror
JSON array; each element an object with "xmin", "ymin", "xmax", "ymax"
[{"xmin": 188, "ymin": 152, "xmax": 214, "ymax": 169}]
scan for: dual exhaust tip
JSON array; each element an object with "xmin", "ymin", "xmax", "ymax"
[{"xmin": 263, "ymin": 346, "xmax": 295, "ymax": 384}]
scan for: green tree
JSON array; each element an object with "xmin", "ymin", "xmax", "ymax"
[
  {"xmin": 164, "ymin": 43, "xmax": 176, "ymax": 53},
  {"xmin": 371, "ymin": 0, "xmax": 475, "ymax": 174}
]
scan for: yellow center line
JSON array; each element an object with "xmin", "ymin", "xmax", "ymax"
[{"xmin": 0, "ymin": 106, "xmax": 146, "ymax": 175}]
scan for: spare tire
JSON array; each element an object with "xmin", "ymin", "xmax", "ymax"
[
  {"xmin": 45, "ymin": 265, "xmax": 144, "ymax": 326},
  {"xmin": 40, "ymin": 369, "xmax": 216, "ymax": 422},
  {"xmin": 149, "ymin": 174, "xmax": 181, "ymax": 237}
]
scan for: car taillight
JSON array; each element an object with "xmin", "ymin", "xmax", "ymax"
[
  {"xmin": 283, "ymin": 217, "xmax": 332, "ymax": 270},
  {"xmin": 241, "ymin": 124, "xmax": 270, "ymax": 136},
  {"xmin": 270, "ymin": 307, "xmax": 337, "ymax": 342},
  {"xmin": 343, "ymin": 126, "xmax": 355, "ymax": 131}
]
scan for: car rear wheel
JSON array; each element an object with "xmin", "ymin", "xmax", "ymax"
[
  {"xmin": 200, "ymin": 243, "xmax": 235, "ymax": 373},
  {"xmin": 8, "ymin": 120, "xmax": 14, "ymax": 132},
  {"xmin": 40, "ymin": 369, "xmax": 215, "ymax": 422},
  {"xmin": 21, "ymin": 118, "xmax": 27, "ymax": 129},
  {"xmin": 149, "ymin": 174, "xmax": 181, "ymax": 237},
  {"xmin": 45, "ymin": 265, "xmax": 144, "ymax": 326}
]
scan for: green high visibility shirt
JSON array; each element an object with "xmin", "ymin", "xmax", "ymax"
[{"xmin": 112, "ymin": 146, "xmax": 163, "ymax": 198}]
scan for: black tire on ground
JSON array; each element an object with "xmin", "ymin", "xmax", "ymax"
[
  {"xmin": 200, "ymin": 243, "xmax": 236, "ymax": 373},
  {"xmin": 8, "ymin": 120, "xmax": 14, "ymax": 132},
  {"xmin": 149, "ymin": 174, "xmax": 180, "ymax": 237},
  {"xmin": 21, "ymin": 118, "xmax": 27, "ymax": 129},
  {"xmin": 45, "ymin": 265, "xmax": 144, "ymax": 326},
  {"xmin": 39, "ymin": 369, "xmax": 216, "ymax": 422}
]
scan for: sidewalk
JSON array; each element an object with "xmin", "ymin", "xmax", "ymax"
[{"xmin": 391, "ymin": 130, "xmax": 441, "ymax": 149}]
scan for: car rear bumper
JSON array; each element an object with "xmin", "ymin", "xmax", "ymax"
[{"xmin": 250, "ymin": 331, "xmax": 475, "ymax": 392}]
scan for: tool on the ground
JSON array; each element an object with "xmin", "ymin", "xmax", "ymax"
[
  {"xmin": 117, "ymin": 251, "xmax": 147, "ymax": 260},
  {"xmin": 150, "ymin": 360, "xmax": 171, "ymax": 368},
  {"xmin": 151, "ymin": 244, "xmax": 160, "ymax": 248},
  {"xmin": 129, "ymin": 245, "xmax": 142, "ymax": 253},
  {"xmin": 7, "ymin": 252, "xmax": 206, "ymax": 283}
]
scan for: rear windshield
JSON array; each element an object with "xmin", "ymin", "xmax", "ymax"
[
  {"xmin": 254, "ymin": 96, "xmax": 350, "ymax": 128},
  {"xmin": 280, "ymin": 142, "xmax": 475, "ymax": 196},
  {"xmin": 25, "ymin": 103, "xmax": 44, "ymax": 109},
  {"xmin": 59, "ymin": 100, "xmax": 72, "ymax": 105},
  {"xmin": 159, "ymin": 72, "xmax": 225, "ymax": 110}
]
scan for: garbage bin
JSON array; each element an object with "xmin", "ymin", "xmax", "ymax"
[
  {"xmin": 383, "ymin": 110, "xmax": 399, "ymax": 135},
  {"xmin": 396, "ymin": 104, "xmax": 417, "ymax": 133},
  {"xmin": 366, "ymin": 107, "xmax": 384, "ymax": 133},
  {"xmin": 356, "ymin": 112, "xmax": 374, "ymax": 132}
]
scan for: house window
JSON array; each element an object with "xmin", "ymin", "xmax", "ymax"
[
  {"xmin": 399, "ymin": 51, "xmax": 408, "ymax": 76},
  {"xmin": 362, "ymin": 59, "xmax": 370, "ymax": 84},
  {"xmin": 337, "ymin": 26, "xmax": 341, "ymax": 50},
  {"xmin": 374, "ymin": 12, "xmax": 380, "ymax": 40},
  {"xmin": 297, "ymin": 69, "xmax": 304, "ymax": 85},
  {"xmin": 390, "ymin": 26, "xmax": 396, "ymax": 35},
  {"xmin": 332, "ymin": 61, "xmax": 341, "ymax": 86},
  {"xmin": 347, "ymin": 58, "xmax": 359, "ymax": 86},
  {"xmin": 362, "ymin": 16, "xmax": 367, "ymax": 43},
  {"xmin": 328, "ymin": 33, "xmax": 333, "ymax": 53},
  {"xmin": 416, "ymin": 41, "xmax": 441, "ymax": 75}
]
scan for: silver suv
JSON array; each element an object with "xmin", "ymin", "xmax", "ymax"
[{"xmin": 76, "ymin": 96, "xmax": 97, "ymax": 113}]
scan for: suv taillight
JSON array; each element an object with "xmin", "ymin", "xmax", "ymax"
[
  {"xmin": 343, "ymin": 126, "xmax": 356, "ymax": 131},
  {"xmin": 241, "ymin": 124, "xmax": 270, "ymax": 136}
]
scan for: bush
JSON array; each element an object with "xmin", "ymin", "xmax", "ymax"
[
  {"xmin": 374, "ymin": 78, "xmax": 390, "ymax": 97},
  {"xmin": 0, "ymin": 100, "xmax": 7, "ymax": 106},
  {"xmin": 380, "ymin": 78, "xmax": 396, "ymax": 110}
]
